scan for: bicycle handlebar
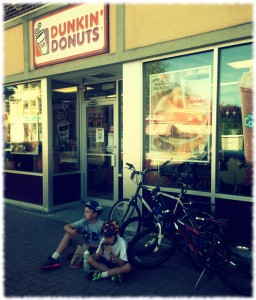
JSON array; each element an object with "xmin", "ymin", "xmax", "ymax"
[
  {"xmin": 126, "ymin": 162, "xmax": 189, "ymax": 191},
  {"xmin": 126, "ymin": 162, "xmax": 134, "ymax": 170},
  {"xmin": 126, "ymin": 162, "xmax": 158, "ymax": 176}
]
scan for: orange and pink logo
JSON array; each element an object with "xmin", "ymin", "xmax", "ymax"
[{"xmin": 34, "ymin": 22, "xmax": 49, "ymax": 57}]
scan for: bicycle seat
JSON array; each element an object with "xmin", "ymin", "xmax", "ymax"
[
  {"xmin": 208, "ymin": 218, "xmax": 228, "ymax": 227},
  {"xmin": 142, "ymin": 185, "xmax": 160, "ymax": 194}
]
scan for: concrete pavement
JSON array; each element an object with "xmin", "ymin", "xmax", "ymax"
[{"xmin": 4, "ymin": 203, "xmax": 250, "ymax": 297}]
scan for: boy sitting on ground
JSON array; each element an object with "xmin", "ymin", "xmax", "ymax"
[
  {"xmin": 40, "ymin": 200, "xmax": 104, "ymax": 270},
  {"xmin": 86, "ymin": 220, "xmax": 132, "ymax": 284}
]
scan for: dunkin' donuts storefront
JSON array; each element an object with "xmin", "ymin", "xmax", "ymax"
[{"xmin": 4, "ymin": 4, "xmax": 253, "ymax": 242}]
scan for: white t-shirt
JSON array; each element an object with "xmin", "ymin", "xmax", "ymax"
[{"xmin": 97, "ymin": 235, "xmax": 128, "ymax": 262}]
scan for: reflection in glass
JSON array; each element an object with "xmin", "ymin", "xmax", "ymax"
[
  {"xmin": 52, "ymin": 82, "xmax": 79, "ymax": 173},
  {"xmin": 4, "ymin": 81, "xmax": 42, "ymax": 172},
  {"xmin": 86, "ymin": 105, "xmax": 114, "ymax": 200}
]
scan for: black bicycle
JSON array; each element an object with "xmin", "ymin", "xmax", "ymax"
[{"xmin": 127, "ymin": 205, "xmax": 252, "ymax": 295}]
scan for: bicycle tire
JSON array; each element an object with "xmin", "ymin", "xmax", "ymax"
[
  {"xmin": 119, "ymin": 217, "xmax": 142, "ymax": 242},
  {"xmin": 217, "ymin": 243, "xmax": 252, "ymax": 296},
  {"xmin": 108, "ymin": 198, "xmax": 141, "ymax": 225},
  {"xmin": 119, "ymin": 215, "xmax": 156, "ymax": 243},
  {"xmin": 127, "ymin": 227, "xmax": 176, "ymax": 269}
]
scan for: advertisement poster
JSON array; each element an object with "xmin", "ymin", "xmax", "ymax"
[
  {"xmin": 147, "ymin": 66, "xmax": 212, "ymax": 162},
  {"xmin": 96, "ymin": 128, "xmax": 104, "ymax": 143}
]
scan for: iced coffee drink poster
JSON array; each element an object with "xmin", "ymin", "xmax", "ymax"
[
  {"xmin": 148, "ymin": 66, "xmax": 212, "ymax": 162},
  {"xmin": 239, "ymin": 70, "xmax": 253, "ymax": 165},
  {"xmin": 33, "ymin": 4, "xmax": 109, "ymax": 68}
]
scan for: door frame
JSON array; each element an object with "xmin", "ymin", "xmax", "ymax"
[{"xmin": 81, "ymin": 97, "xmax": 119, "ymax": 207}]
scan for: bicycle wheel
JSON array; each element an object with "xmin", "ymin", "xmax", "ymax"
[
  {"xmin": 108, "ymin": 198, "xmax": 141, "ymax": 225},
  {"xmin": 217, "ymin": 243, "xmax": 252, "ymax": 296},
  {"xmin": 119, "ymin": 217, "xmax": 142, "ymax": 242},
  {"xmin": 128, "ymin": 227, "xmax": 176, "ymax": 268}
]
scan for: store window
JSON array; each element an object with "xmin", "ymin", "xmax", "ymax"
[
  {"xmin": 217, "ymin": 43, "xmax": 253, "ymax": 197},
  {"xmin": 4, "ymin": 81, "xmax": 42, "ymax": 173},
  {"xmin": 143, "ymin": 51, "xmax": 213, "ymax": 191},
  {"xmin": 52, "ymin": 82, "xmax": 79, "ymax": 173}
]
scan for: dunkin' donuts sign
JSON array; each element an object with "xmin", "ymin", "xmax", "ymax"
[{"xmin": 33, "ymin": 4, "xmax": 109, "ymax": 68}]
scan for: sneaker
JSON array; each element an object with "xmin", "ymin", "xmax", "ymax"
[
  {"xmin": 111, "ymin": 274, "xmax": 123, "ymax": 284},
  {"xmin": 40, "ymin": 256, "xmax": 61, "ymax": 270},
  {"xmin": 86, "ymin": 270, "xmax": 102, "ymax": 281}
]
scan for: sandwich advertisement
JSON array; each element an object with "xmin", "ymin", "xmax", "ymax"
[{"xmin": 147, "ymin": 66, "xmax": 212, "ymax": 163}]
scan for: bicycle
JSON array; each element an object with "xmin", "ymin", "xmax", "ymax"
[
  {"xmin": 153, "ymin": 182, "xmax": 224, "ymax": 268},
  {"xmin": 108, "ymin": 162, "xmax": 164, "ymax": 232},
  {"xmin": 110, "ymin": 161, "xmax": 218, "ymax": 245},
  {"xmin": 119, "ymin": 175, "xmax": 223, "ymax": 270},
  {"xmin": 126, "ymin": 205, "xmax": 252, "ymax": 295}
]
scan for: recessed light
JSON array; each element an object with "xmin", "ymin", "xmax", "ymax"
[
  {"xmin": 53, "ymin": 87, "xmax": 77, "ymax": 93},
  {"xmin": 227, "ymin": 60, "xmax": 253, "ymax": 69}
]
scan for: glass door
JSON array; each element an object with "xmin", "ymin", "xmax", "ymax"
[{"xmin": 86, "ymin": 101, "xmax": 118, "ymax": 205}]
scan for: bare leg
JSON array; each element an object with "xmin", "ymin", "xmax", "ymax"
[
  {"xmin": 107, "ymin": 263, "xmax": 132, "ymax": 276},
  {"xmin": 55, "ymin": 232, "xmax": 74, "ymax": 255},
  {"xmin": 87, "ymin": 256, "xmax": 109, "ymax": 271},
  {"xmin": 88, "ymin": 256, "xmax": 132, "ymax": 275}
]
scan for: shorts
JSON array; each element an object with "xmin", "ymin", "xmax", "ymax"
[{"xmin": 97, "ymin": 257, "xmax": 119, "ymax": 269}]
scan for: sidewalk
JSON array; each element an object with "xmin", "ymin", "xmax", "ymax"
[{"xmin": 4, "ymin": 204, "xmax": 247, "ymax": 297}]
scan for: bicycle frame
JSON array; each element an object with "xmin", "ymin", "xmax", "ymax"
[
  {"xmin": 164, "ymin": 208, "xmax": 227, "ymax": 265},
  {"xmin": 120, "ymin": 162, "xmax": 161, "ymax": 222},
  {"xmin": 157, "ymin": 190, "xmax": 201, "ymax": 232},
  {"xmin": 148, "ymin": 195, "xmax": 226, "ymax": 257},
  {"xmin": 172, "ymin": 216, "xmax": 208, "ymax": 257},
  {"xmin": 122, "ymin": 185, "xmax": 159, "ymax": 222},
  {"xmin": 119, "ymin": 162, "xmax": 221, "ymax": 249}
]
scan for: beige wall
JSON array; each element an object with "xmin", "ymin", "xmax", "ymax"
[
  {"xmin": 4, "ymin": 4, "xmax": 252, "ymax": 77},
  {"xmin": 4, "ymin": 25, "xmax": 24, "ymax": 76},
  {"xmin": 109, "ymin": 4, "xmax": 116, "ymax": 54},
  {"xmin": 125, "ymin": 4, "xmax": 253, "ymax": 50}
]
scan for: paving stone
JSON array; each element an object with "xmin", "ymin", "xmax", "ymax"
[{"xmin": 4, "ymin": 204, "xmax": 250, "ymax": 297}]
